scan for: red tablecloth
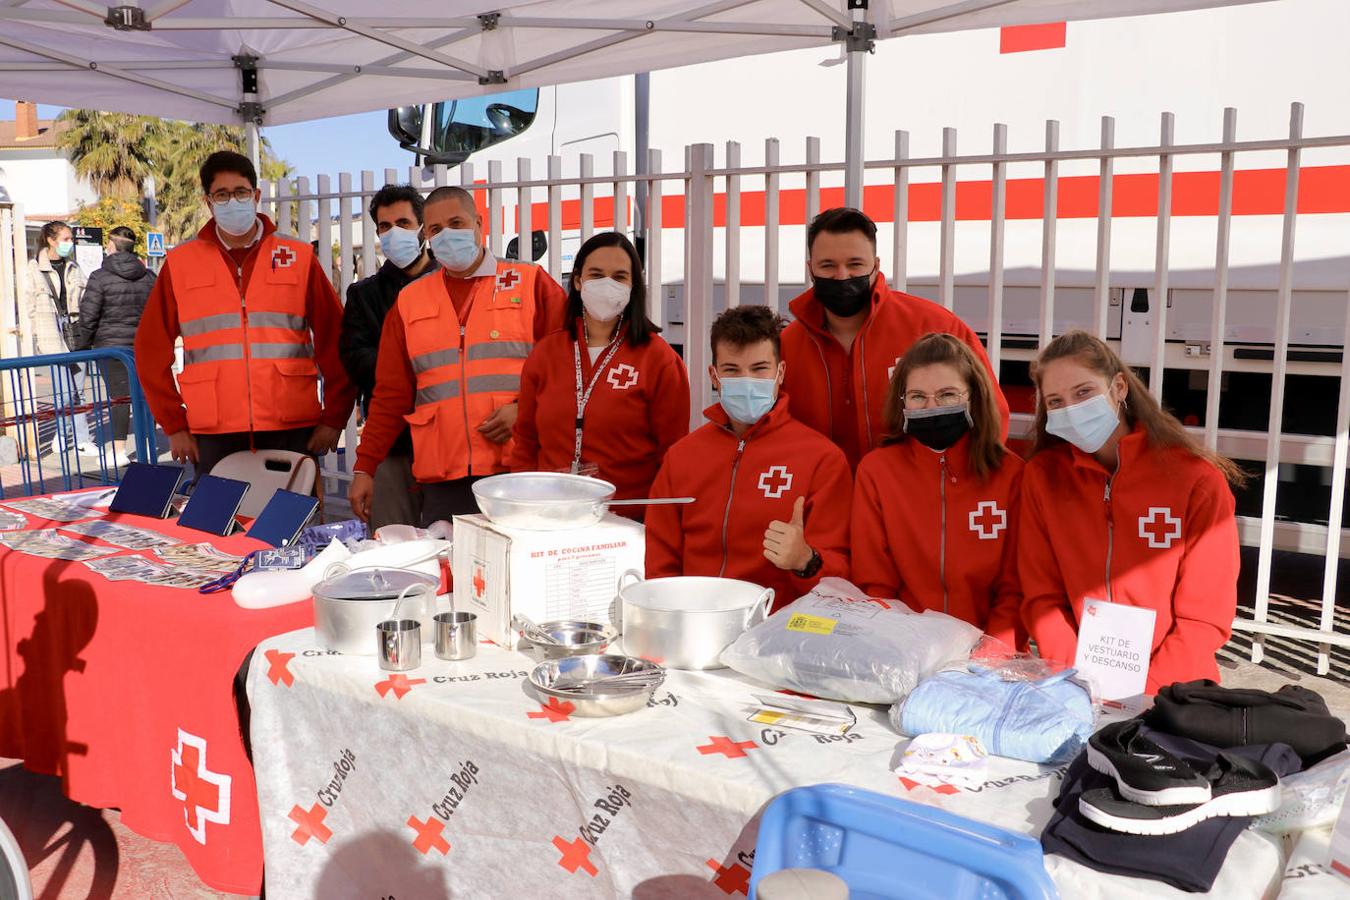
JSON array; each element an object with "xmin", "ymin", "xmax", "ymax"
[{"xmin": 0, "ymin": 494, "xmax": 313, "ymax": 894}]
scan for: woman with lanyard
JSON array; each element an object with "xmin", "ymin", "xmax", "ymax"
[
  {"xmin": 511, "ymin": 232, "xmax": 690, "ymax": 516},
  {"xmin": 851, "ymin": 333, "xmax": 1025, "ymax": 647},
  {"xmin": 24, "ymin": 220, "xmax": 94, "ymax": 454},
  {"xmin": 1019, "ymin": 330, "xmax": 1244, "ymax": 692}
]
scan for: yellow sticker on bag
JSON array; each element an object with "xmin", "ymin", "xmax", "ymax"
[{"xmin": 786, "ymin": 613, "xmax": 837, "ymax": 635}]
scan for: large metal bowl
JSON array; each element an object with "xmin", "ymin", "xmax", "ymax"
[
  {"xmin": 528, "ymin": 654, "xmax": 665, "ymax": 716},
  {"xmin": 472, "ymin": 472, "xmax": 616, "ymax": 530},
  {"xmin": 619, "ymin": 574, "xmax": 773, "ymax": 669},
  {"xmin": 523, "ymin": 620, "xmax": 618, "ymax": 660}
]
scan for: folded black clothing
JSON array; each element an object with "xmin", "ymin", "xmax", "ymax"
[
  {"xmin": 1144, "ymin": 679, "xmax": 1347, "ymax": 766},
  {"xmin": 1041, "ymin": 726, "xmax": 1301, "ymax": 893}
]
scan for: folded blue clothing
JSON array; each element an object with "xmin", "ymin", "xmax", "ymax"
[{"xmin": 892, "ymin": 667, "xmax": 1094, "ymax": 764}]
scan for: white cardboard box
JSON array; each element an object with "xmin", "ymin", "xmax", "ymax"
[{"xmin": 451, "ymin": 513, "xmax": 645, "ymax": 647}]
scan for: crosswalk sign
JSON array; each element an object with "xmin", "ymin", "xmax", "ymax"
[{"xmin": 146, "ymin": 231, "xmax": 165, "ymax": 258}]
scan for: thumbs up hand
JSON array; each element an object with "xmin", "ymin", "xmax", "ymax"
[{"xmin": 764, "ymin": 496, "xmax": 813, "ymax": 572}]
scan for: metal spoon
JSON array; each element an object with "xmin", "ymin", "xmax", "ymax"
[{"xmin": 513, "ymin": 613, "xmax": 562, "ymax": 646}]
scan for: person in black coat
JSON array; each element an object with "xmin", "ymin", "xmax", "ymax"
[
  {"xmin": 70, "ymin": 225, "xmax": 156, "ymax": 463},
  {"xmin": 339, "ymin": 185, "xmax": 438, "ymax": 530}
]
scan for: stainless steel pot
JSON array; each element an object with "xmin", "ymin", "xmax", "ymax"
[
  {"xmin": 618, "ymin": 573, "xmax": 773, "ymax": 670},
  {"xmin": 472, "ymin": 472, "xmax": 691, "ymax": 530},
  {"xmin": 312, "ymin": 566, "xmax": 439, "ymax": 655}
]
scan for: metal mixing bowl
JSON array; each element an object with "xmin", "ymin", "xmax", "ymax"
[
  {"xmin": 528, "ymin": 654, "xmax": 665, "ymax": 717},
  {"xmin": 523, "ymin": 621, "xmax": 618, "ymax": 660}
]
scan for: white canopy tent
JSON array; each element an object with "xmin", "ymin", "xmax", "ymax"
[{"xmin": 0, "ymin": 0, "xmax": 1272, "ymax": 204}]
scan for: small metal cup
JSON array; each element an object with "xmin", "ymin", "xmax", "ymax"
[
  {"xmin": 435, "ymin": 611, "xmax": 478, "ymax": 661},
  {"xmin": 377, "ymin": 619, "xmax": 421, "ymax": 671}
]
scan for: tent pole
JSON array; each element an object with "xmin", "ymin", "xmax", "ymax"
[
  {"xmin": 841, "ymin": 3, "xmax": 874, "ymax": 210},
  {"xmin": 634, "ymin": 72, "xmax": 650, "ymax": 235},
  {"xmin": 246, "ymin": 121, "xmax": 261, "ymax": 170}
]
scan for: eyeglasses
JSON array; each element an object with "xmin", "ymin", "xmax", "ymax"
[
  {"xmin": 207, "ymin": 188, "xmax": 255, "ymax": 204},
  {"xmin": 903, "ymin": 389, "xmax": 968, "ymax": 408}
]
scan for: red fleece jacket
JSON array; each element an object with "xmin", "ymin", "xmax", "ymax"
[
  {"xmin": 1018, "ymin": 426, "xmax": 1240, "ymax": 693},
  {"xmin": 510, "ymin": 321, "xmax": 690, "ymax": 505},
  {"xmin": 852, "ymin": 435, "xmax": 1025, "ymax": 648},
  {"xmin": 645, "ymin": 395, "xmax": 852, "ymax": 610},
  {"xmin": 781, "ymin": 273, "xmax": 1009, "ymax": 466}
]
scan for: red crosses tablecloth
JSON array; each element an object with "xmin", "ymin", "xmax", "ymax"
[
  {"xmin": 246, "ymin": 628, "xmax": 1288, "ymax": 899},
  {"xmin": 0, "ymin": 493, "xmax": 312, "ymax": 894}
]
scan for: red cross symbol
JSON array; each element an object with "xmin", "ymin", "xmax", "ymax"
[
  {"xmin": 553, "ymin": 835, "xmax": 597, "ymax": 876},
  {"xmin": 607, "ymin": 363, "xmax": 639, "ymax": 391},
  {"xmin": 264, "ymin": 649, "xmax": 295, "ymax": 687},
  {"xmin": 288, "ymin": 803, "xmax": 332, "ymax": 845},
  {"xmin": 706, "ymin": 858, "xmax": 751, "ymax": 895},
  {"xmin": 472, "ymin": 565, "xmax": 486, "ymax": 599},
  {"xmin": 170, "ymin": 730, "xmax": 231, "ymax": 845},
  {"xmin": 496, "ymin": 269, "xmax": 521, "ymax": 291},
  {"xmin": 374, "ymin": 673, "xmax": 426, "ymax": 699},
  {"xmin": 898, "ymin": 776, "xmax": 961, "ymax": 796},
  {"xmin": 527, "ymin": 697, "xmax": 575, "ymax": 723},
  {"xmin": 968, "ymin": 500, "xmax": 1007, "ymax": 541},
  {"xmin": 697, "ymin": 736, "xmax": 758, "ymax": 759},
  {"xmin": 757, "ymin": 465, "xmax": 793, "ymax": 499},
  {"xmin": 1139, "ymin": 507, "xmax": 1182, "ymax": 549},
  {"xmin": 271, "ymin": 245, "xmax": 296, "ymax": 268},
  {"xmin": 407, "ymin": 814, "xmax": 451, "ymax": 855}
]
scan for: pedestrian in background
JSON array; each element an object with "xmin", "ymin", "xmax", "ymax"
[
  {"xmin": 23, "ymin": 220, "xmax": 93, "ymax": 455},
  {"xmin": 71, "ymin": 225, "xmax": 156, "ymax": 464}
]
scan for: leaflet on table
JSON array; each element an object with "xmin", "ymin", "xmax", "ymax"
[
  {"xmin": 154, "ymin": 542, "xmax": 245, "ymax": 574},
  {"xmin": 1073, "ymin": 598, "xmax": 1156, "ymax": 711},
  {"xmin": 61, "ymin": 520, "xmax": 181, "ymax": 550},
  {"xmin": 50, "ymin": 488, "xmax": 117, "ymax": 509},
  {"xmin": 2, "ymin": 497, "xmax": 107, "ymax": 522},
  {"xmin": 83, "ymin": 556, "xmax": 218, "ymax": 589},
  {"xmin": 746, "ymin": 693, "xmax": 856, "ymax": 736},
  {"xmin": 0, "ymin": 529, "xmax": 117, "ymax": 560},
  {"xmin": 0, "ymin": 510, "xmax": 25, "ymax": 531}
]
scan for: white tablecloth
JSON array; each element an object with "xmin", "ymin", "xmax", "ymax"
[{"xmin": 246, "ymin": 629, "xmax": 1287, "ymax": 899}]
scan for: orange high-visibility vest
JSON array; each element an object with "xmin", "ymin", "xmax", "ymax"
[
  {"xmin": 399, "ymin": 262, "xmax": 540, "ymax": 482},
  {"xmin": 171, "ymin": 234, "xmax": 320, "ymax": 434}
]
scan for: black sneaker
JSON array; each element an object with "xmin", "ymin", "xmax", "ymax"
[
  {"xmin": 1078, "ymin": 752, "xmax": 1282, "ymax": 835},
  {"xmin": 1086, "ymin": 720, "xmax": 1212, "ymax": 806}
]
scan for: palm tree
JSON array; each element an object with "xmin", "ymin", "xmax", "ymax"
[{"xmin": 57, "ymin": 110, "xmax": 164, "ymax": 199}]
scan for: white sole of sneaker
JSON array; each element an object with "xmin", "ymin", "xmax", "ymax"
[
  {"xmin": 1078, "ymin": 783, "xmax": 1282, "ymax": 836},
  {"xmin": 1086, "ymin": 743, "xmax": 1212, "ymax": 806}
]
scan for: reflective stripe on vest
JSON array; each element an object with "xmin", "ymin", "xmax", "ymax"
[
  {"xmin": 248, "ymin": 311, "xmax": 308, "ymax": 330},
  {"xmin": 181, "ymin": 312, "xmax": 243, "ymax": 337},
  {"xmin": 411, "ymin": 347, "xmax": 460, "ymax": 373},
  {"xmin": 184, "ymin": 345, "xmax": 244, "ymax": 365},
  {"xmin": 251, "ymin": 342, "xmax": 314, "ymax": 359},
  {"xmin": 465, "ymin": 341, "xmax": 532, "ymax": 362},
  {"xmin": 415, "ymin": 380, "xmax": 461, "ymax": 406}
]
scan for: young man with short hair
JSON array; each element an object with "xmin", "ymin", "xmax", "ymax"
[
  {"xmin": 349, "ymin": 186, "xmax": 567, "ymax": 525},
  {"xmin": 645, "ymin": 305, "xmax": 851, "ymax": 609},
  {"xmin": 339, "ymin": 184, "xmax": 438, "ymax": 530},
  {"xmin": 135, "ymin": 150, "xmax": 355, "ymax": 476},
  {"xmin": 782, "ymin": 207, "xmax": 1009, "ymax": 466}
]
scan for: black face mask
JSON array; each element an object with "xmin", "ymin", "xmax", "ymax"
[
  {"xmin": 902, "ymin": 405, "xmax": 973, "ymax": 452},
  {"xmin": 812, "ymin": 269, "xmax": 873, "ymax": 318}
]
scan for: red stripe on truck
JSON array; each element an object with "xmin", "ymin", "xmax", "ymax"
[
  {"xmin": 511, "ymin": 164, "xmax": 1350, "ymax": 232},
  {"xmin": 1000, "ymin": 23, "xmax": 1067, "ymax": 54}
]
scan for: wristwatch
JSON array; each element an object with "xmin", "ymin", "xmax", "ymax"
[{"xmin": 794, "ymin": 548, "xmax": 823, "ymax": 579}]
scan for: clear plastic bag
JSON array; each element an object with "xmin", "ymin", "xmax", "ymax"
[
  {"xmin": 1252, "ymin": 749, "xmax": 1350, "ymax": 834},
  {"xmin": 718, "ymin": 578, "xmax": 983, "ymax": 704}
]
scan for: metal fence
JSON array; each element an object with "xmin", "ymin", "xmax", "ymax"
[{"xmin": 0, "ymin": 347, "xmax": 156, "ymax": 499}]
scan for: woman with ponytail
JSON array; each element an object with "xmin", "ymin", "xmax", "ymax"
[{"xmin": 1019, "ymin": 330, "xmax": 1244, "ymax": 692}]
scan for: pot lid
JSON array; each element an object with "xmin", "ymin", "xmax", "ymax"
[{"xmin": 314, "ymin": 567, "xmax": 438, "ymax": 601}]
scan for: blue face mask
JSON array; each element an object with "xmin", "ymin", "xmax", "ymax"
[
  {"xmin": 717, "ymin": 376, "xmax": 778, "ymax": 426},
  {"xmin": 429, "ymin": 228, "xmax": 481, "ymax": 272},
  {"xmin": 380, "ymin": 226, "xmax": 423, "ymax": 269},
  {"xmin": 56, "ymin": 240, "xmax": 74, "ymax": 258},
  {"xmin": 1046, "ymin": 392, "xmax": 1121, "ymax": 454},
  {"xmin": 213, "ymin": 197, "xmax": 257, "ymax": 236}
]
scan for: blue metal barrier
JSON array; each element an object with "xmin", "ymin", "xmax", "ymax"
[{"xmin": 0, "ymin": 348, "xmax": 157, "ymax": 499}]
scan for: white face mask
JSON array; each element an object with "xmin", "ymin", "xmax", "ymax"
[
  {"xmin": 579, "ymin": 277, "xmax": 631, "ymax": 322},
  {"xmin": 213, "ymin": 197, "xmax": 257, "ymax": 236},
  {"xmin": 1045, "ymin": 392, "xmax": 1121, "ymax": 454}
]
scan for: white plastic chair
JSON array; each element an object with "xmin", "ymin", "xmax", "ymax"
[
  {"xmin": 211, "ymin": 449, "xmax": 318, "ymax": 519},
  {"xmin": 0, "ymin": 814, "xmax": 33, "ymax": 900}
]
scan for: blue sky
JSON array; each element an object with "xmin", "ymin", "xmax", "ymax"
[{"xmin": 1, "ymin": 99, "xmax": 412, "ymax": 181}]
